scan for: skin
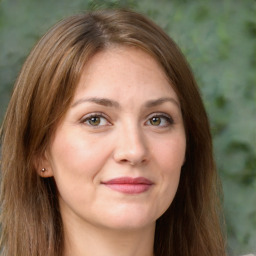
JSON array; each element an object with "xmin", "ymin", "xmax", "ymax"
[{"xmin": 40, "ymin": 46, "xmax": 186, "ymax": 256}]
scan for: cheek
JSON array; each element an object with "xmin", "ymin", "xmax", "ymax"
[
  {"xmin": 155, "ymin": 135, "xmax": 186, "ymax": 171},
  {"xmin": 48, "ymin": 131, "xmax": 114, "ymax": 208},
  {"xmin": 152, "ymin": 135, "xmax": 186, "ymax": 213},
  {"xmin": 49, "ymin": 130, "xmax": 112, "ymax": 179}
]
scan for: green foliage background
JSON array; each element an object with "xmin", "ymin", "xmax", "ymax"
[{"xmin": 0, "ymin": 0, "xmax": 255, "ymax": 255}]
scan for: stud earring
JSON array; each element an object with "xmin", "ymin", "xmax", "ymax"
[{"xmin": 41, "ymin": 168, "xmax": 46, "ymax": 172}]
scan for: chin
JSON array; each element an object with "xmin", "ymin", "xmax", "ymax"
[
  {"xmin": 98, "ymin": 208, "xmax": 157, "ymax": 231},
  {"xmin": 104, "ymin": 219, "xmax": 155, "ymax": 231}
]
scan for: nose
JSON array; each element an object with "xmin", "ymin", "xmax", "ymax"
[{"xmin": 113, "ymin": 123, "xmax": 149, "ymax": 166}]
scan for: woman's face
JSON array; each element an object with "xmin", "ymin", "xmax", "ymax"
[{"xmin": 42, "ymin": 47, "xmax": 186, "ymax": 231}]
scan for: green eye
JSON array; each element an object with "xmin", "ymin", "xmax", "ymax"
[
  {"xmin": 83, "ymin": 114, "xmax": 109, "ymax": 127},
  {"xmin": 150, "ymin": 117, "xmax": 161, "ymax": 126},
  {"xmin": 88, "ymin": 117, "xmax": 101, "ymax": 126},
  {"xmin": 146, "ymin": 114, "xmax": 174, "ymax": 127}
]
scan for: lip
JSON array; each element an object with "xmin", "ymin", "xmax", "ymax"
[{"xmin": 101, "ymin": 177, "xmax": 154, "ymax": 194}]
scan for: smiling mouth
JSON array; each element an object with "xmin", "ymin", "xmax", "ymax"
[{"xmin": 101, "ymin": 177, "xmax": 153, "ymax": 194}]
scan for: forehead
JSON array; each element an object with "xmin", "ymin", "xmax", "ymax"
[{"xmin": 74, "ymin": 46, "xmax": 179, "ymax": 103}]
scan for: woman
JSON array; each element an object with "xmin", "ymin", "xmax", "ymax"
[{"xmin": 0, "ymin": 9, "xmax": 226, "ymax": 256}]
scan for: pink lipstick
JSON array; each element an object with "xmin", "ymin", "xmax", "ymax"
[{"xmin": 102, "ymin": 177, "xmax": 153, "ymax": 194}]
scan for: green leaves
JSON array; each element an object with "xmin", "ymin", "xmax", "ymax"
[{"xmin": 86, "ymin": 0, "xmax": 137, "ymax": 10}]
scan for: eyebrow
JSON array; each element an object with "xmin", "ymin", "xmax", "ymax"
[
  {"xmin": 145, "ymin": 97, "xmax": 180, "ymax": 108},
  {"xmin": 71, "ymin": 97, "xmax": 180, "ymax": 109},
  {"xmin": 71, "ymin": 97, "xmax": 120, "ymax": 108}
]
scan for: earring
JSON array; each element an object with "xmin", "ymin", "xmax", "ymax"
[{"xmin": 41, "ymin": 168, "xmax": 46, "ymax": 172}]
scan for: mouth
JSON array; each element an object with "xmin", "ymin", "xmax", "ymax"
[{"xmin": 101, "ymin": 177, "xmax": 154, "ymax": 194}]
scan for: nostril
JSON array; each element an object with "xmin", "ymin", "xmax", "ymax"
[
  {"xmin": 113, "ymin": 151, "xmax": 148, "ymax": 166},
  {"xmin": 113, "ymin": 131, "xmax": 149, "ymax": 165}
]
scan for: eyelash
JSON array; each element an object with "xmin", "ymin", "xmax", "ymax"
[
  {"xmin": 80, "ymin": 112, "xmax": 174, "ymax": 128},
  {"xmin": 146, "ymin": 113, "xmax": 174, "ymax": 127},
  {"xmin": 81, "ymin": 112, "xmax": 111, "ymax": 127}
]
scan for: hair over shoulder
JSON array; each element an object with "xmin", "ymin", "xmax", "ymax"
[{"xmin": 0, "ymin": 9, "xmax": 226, "ymax": 256}]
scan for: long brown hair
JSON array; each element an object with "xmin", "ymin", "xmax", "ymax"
[{"xmin": 0, "ymin": 9, "xmax": 226, "ymax": 256}]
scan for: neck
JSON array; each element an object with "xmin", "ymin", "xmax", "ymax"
[{"xmin": 62, "ymin": 218, "xmax": 155, "ymax": 256}]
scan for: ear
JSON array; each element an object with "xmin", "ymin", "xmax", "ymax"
[{"xmin": 34, "ymin": 150, "xmax": 54, "ymax": 178}]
